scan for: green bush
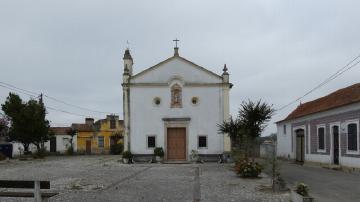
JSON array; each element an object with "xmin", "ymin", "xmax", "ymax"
[
  {"xmin": 154, "ymin": 147, "xmax": 164, "ymax": 157},
  {"xmin": 122, "ymin": 151, "xmax": 133, "ymax": 159},
  {"xmin": 110, "ymin": 143, "xmax": 124, "ymax": 155},
  {"xmin": 234, "ymin": 160, "xmax": 263, "ymax": 178},
  {"xmin": 33, "ymin": 148, "xmax": 47, "ymax": 159},
  {"xmin": 0, "ymin": 152, "xmax": 6, "ymax": 161},
  {"xmin": 296, "ymin": 183, "xmax": 309, "ymax": 196},
  {"xmin": 66, "ymin": 146, "xmax": 74, "ymax": 155}
]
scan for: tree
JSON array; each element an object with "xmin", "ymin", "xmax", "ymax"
[
  {"xmin": 218, "ymin": 100, "xmax": 275, "ymax": 160},
  {"xmin": 0, "ymin": 116, "xmax": 9, "ymax": 141},
  {"xmin": 66, "ymin": 127, "xmax": 77, "ymax": 154},
  {"xmin": 1, "ymin": 93, "xmax": 32, "ymax": 152},
  {"xmin": 1, "ymin": 93, "xmax": 52, "ymax": 153}
]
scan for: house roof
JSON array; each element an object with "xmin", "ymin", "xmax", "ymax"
[
  {"xmin": 71, "ymin": 123, "xmax": 93, "ymax": 132},
  {"xmin": 131, "ymin": 55, "xmax": 223, "ymax": 80},
  {"xmin": 50, "ymin": 127, "xmax": 71, "ymax": 135},
  {"xmin": 278, "ymin": 83, "xmax": 360, "ymax": 123}
]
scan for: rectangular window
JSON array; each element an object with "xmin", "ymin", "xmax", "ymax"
[
  {"xmin": 318, "ymin": 127, "xmax": 325, "ymax": 151},
  {"xmin": 98, "ymin": 136, "xmax": 104, "ymax": 148},
  {"xmin": 348, "ymin": 123, "xmax": 358, "ymax": 151},
  {"xmin": 147, "ymin": 136, "xmax": 156, "ymax": 148},
  {"xmin": 110, "ymin": 120, "xmax": 116, "ymax": 129},
  {"xmin": 283, "ymin": 125, "xmax": 287, "ymax": 134},
  {"xmin": 198, "ymin": 136, "xmax": 207, "ymax": 148}
]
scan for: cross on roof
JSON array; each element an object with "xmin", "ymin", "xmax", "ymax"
[{"xmin": 173, "ymin": 38, "xmax": 180, "ymax": 48}]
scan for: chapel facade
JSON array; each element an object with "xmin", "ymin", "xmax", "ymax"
[{"xmin": 122, "ymin": 45, "xmax": 232, "ymax": 161}]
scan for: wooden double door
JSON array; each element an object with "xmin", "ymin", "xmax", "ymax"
[{"xmin": 167, "ymin": 128, "xmax": 186, "ymax": 161}]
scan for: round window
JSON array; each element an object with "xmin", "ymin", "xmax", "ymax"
[
  {"xmin": 191, "ymin": 97, "xmax": 199, "ymax": 105},
  {"xmin": 153, "ymin": 97, "xmax": 161, "ymax": 106}
]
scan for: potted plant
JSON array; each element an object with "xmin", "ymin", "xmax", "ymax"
[
  {"xmin": 122, "ymin": 151, "xmax": 132, "ymax": 164},
  {"xmin": 154, "ymin": 147, "xmax": 164, "ymax": 162},
  {"xmin": 190, "ymin": 150, "xmax": 199, "ymax": 163},
  {"xmin": 291, "ymin": 183, "xmax": 314, "ymax": 202}
]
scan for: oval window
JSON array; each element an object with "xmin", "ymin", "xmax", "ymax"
[
  {"xmin": 191, "ymin": 97, "xmax": 199, "ymax": 105},
  {"xmin": 153, "ymin": 97, "xmax": 161, "ymax": 106}
]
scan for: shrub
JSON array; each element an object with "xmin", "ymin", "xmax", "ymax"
[
  {"xmin": 110, "ymin": 143, "xmax": 124, "ymax": 155},
  {"xmin": 33, "ymin": 148, "xmax": 47, "ymax": 159},
  {"xmin": 66, "ymin": 146, "xmax": 74, "ymax": 155},
  {"xmin": 154, "ymin": 147, "xmax": 164, "ymax": 157},
  {"xmin": 122, "ymin": 151, "xmax": 133, "ymax": 159},
  {"xmin": 234, "ymin": 160, "xmax": 263, "ymax": 178},
  {"xmin": 296, "ymin": 183, "xmax": 309, "ymax": 196},
  {"xmin": 0, "ymin": 152, "xmax": 6, "ymax": 161}
]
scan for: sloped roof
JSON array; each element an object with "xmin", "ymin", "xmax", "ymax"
[
  {"xmin": 131, "ymin": 55, "xmax": 222, "ymax": 80},
  {"xmin": 50, "ymin": 127, "xmax": 71, "ymax": 135},
  {"xmin": 279, "ymin": 83, "xmax": 360, "ymax": 122},
  {"xmin": 71, "ymin": 123, "xmax": 93, "ymax": 132}
]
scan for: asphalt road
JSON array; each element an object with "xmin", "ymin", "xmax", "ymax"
[{"xmin": 280, "ymin": 161, "xmax": 360, "ymax": 202}]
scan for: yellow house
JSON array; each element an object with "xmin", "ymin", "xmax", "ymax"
[{"xmin": 74, "ymin": 115, "xmax": 124, "ymax": 154}]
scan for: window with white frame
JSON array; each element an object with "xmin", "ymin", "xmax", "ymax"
[
  {"xmin": 98, "ymin": 136, "xmax": 104, "ymax": 148},
  {"xmin": 317, "ymin": 126, "xmax": 325, "ymax": 151},
  {"xmin": 147, "ymin": 136, "xmax": 156, "ymax": 148},
  {"xmin": 347, "ymin": 122, "xmax": 358, "ymax": 152},
  {"xmin": 198, "ymin": 136, "xmax": 207, "ymax": 148}
]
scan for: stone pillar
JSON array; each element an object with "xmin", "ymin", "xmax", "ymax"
[{"xmin": 222, "ymin": 64, "xmax": 231, "ymax": 153}]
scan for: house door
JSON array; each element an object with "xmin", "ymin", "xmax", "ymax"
[
  {"xmin": 295, "ymin": 129, "xmax": 305, "ymax": 163},
  {"xmin": 50, "ymin": 137, "xmax": 56, "ymax": 153},
  {"xmin": 167, "ymin": 128, "xmax": 186, "ymax": 161},
  {"xmin": 333, "ymin": 125, "xmax": 339, "ymax": 165},
  {"xmin": 86, "ymin": 140, "xmax": 91, "ymax": 154}
]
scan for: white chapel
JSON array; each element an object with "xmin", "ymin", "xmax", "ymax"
[{"xmin": 122, "ymin": 43, "xmax": 232, "ymax": 161}]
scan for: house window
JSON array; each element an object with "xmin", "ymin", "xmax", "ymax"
[
  {"xmin": 110, "ymin": 119, "xmax": 116, "ymax": 129},
  {"xmin": 198, "ymin": 136, "xmax": 207, "ymax": 148},
  {"xmin": 98, "ymin": 136, "xmax": 104, "ymax": 148},
  {"xmin": 283, "ymin": 125, "xmax": 287, "ymax": 134},
  {"xmin": 147, "ymin": 136, "xmax": 156, "ymax": 148},
  {"xmin": 347, "ymin": 123, "xmax": 358, "ymax": 151},
  {"xmin": 317, "ymin": 126, "xmax": 325, "ymax": 151}
]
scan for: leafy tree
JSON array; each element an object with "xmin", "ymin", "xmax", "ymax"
[
  {"xmin": 218, "ymin": 100, "xmax": 274, "ymax": 160},
  {"xmin": 66, "ymin": 127, "xmax": 77, "ymax": 154},
  {"xmin": 0, "ymin": 116, "xmax": 9, "ymax": 141},
  {"xmin": 1, "ymin": 93, "xmax": 52, "ymax": 152},
  {"xmin": 1, "ymin": 93, "xmax": 32, "ymax": 152}
]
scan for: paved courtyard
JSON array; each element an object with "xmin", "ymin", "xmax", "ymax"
[
  {"xmin": 280, "ymin": 160, "xmax": 360, "ymax": 202},
  {"xmin": 0, "ymin": 156, "xmax": 289, "ymax": 202}
]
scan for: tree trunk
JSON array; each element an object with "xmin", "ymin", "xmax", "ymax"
[{"xmin": 23, "ymin": 143, "xmax": 29, "ymax": 153}]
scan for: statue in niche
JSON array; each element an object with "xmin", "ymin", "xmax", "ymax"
[{"xmin": 171, "ymin": 84, "xmax": 182, "ymax": 108}]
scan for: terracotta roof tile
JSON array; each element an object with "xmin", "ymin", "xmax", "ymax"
[
  {"xmin": 281, "ymin": 83, "xmax": 360, "ymax": 122},
  {"xmin": 50, "ymin": 127, "xmax": 71, "ymax": 135},
  {"xmin": 71, "ymin": 123, "xmax": 93, "ymax": 132}
]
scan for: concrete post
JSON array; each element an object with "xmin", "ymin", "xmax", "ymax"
[{"xmin": 34, "ymin": 181, "xmax": 42, "ymax": 202}]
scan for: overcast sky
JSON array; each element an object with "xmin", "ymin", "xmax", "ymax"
[{"xmin": 1, "ymin": 0, "xmax": 359, "ymax": 136}]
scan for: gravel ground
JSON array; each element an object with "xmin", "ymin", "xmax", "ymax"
[{"xmin": 0, "ymin": 156, "xmax": 290, "ymax": 202}]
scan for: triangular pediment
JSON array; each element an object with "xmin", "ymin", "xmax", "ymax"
[{"xmin": 130, "ymin": 56, "xmax": 222, "ymax": 83}]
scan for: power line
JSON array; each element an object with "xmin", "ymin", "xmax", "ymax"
[
  {"xmin": 0, "ymin": 81, "xmax": 118, "ymax": 115},
  {"xmin": 0, "ymin": 85, "xmax": 101, "ymax": 119},
  {"xmin": 276, "ymin": 54, "xmax": 360, "ymax": 111}
]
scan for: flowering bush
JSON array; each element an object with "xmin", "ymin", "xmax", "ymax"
[
  {"xmin": 295, "ymin": 183, "xmax": 309, "ymax": 196},
  {"xmin": 234, "ymin": 160, "xmax": 263, "ymax": 178}
]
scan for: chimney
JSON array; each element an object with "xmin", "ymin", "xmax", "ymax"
[{"xmin": 85, "ymin": 118, "xmax": 94, "ymax": 125}]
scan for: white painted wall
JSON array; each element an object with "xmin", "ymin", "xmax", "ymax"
[
  {"xmin": 130, "ymin": 85, "xmax": 224, "ymax": 156},
  {"xmin": 131, "ymin": 57, "xmax": 222, "ymax": 84},
  {"xmin": 276, "ymin": 122, "xmax": 293, "ymax": 159},
  {"xmin": 10, "ymin": 135, "xmax": 77, "ymax": 156}
]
